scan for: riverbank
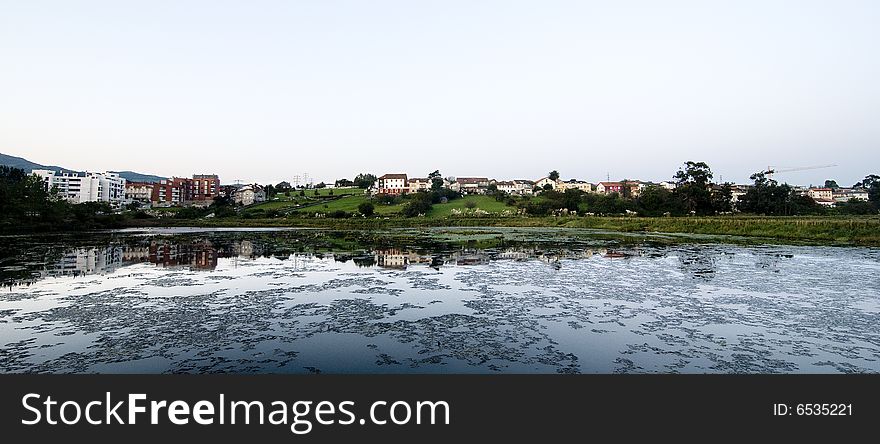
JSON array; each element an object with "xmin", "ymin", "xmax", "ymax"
[{"xmin": 119, "ymin": 215, "xmax": 880, "ymax": 246}]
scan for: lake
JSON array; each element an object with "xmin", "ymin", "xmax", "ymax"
[{"xmin": 1, "ymin": 227, "xmax": 878, "ymax": 374}]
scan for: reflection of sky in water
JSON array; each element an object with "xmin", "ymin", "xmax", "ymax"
[{"xmin": 1, "ymin": 233, "xmax": 879, "ymax": 374}]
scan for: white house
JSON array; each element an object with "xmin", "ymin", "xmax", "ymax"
[
  {"xmin": 492, "ymin": 180, "xmax": 535, "ymax": 195},
  {"xmin": 233, "ymin": 184, "xmax": 266, "ymax": 206},
  {"xmin": 33, "ymin": 170, "xmax": 126, "ymax": 206},
  {"xmin": 377, "ymin": 174, "xmax": 408, "ymax": 195},
  {"xmin": 832, "ymin": 188, "xmax": 869, "ymax": 203},
  {"xmin": 533, "ymin": 177, "xmax": 558, "ymax": 191},
  {"xmin": 452, "ymin": 177, "xmax": 490, "ymax": 194}
]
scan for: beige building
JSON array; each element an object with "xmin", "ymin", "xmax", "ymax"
[
  {"xmin": 125, "ymin": 182, "xmax": 154, "ymax": 203},
  {"xmin": 556, "ymin": 179, "xmax": 594, "ymax": 193},
  {"xmin": 407, "ymin": 178, "xmax": 431, "ymax": 193}
]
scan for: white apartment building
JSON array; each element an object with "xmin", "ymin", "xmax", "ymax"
[{"xmin": 32, "ymin": 170, "xmax": 126, "ymax": 205}]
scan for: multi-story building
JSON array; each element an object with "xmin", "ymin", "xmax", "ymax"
[
  {"xmin": 125, "ymin": 182, "xmax": 155, "ymax": 203},
  {"xmin": 407, "ymin": 177, "xmax": 431, "ymax": 193},
  {"xmin": 377, "ymin": 174, "xmax": 408, "ymax": 195},
  {"xmin": 807, "ymin": 188, "xmax": 833, "ymax": 201},
  {"xmin": 596, "ymin": 181, "xmax": 623, "ymax": 195},
  {"xmin": 451, "ymin": 177, "xmax": 490, "ymax": 194},
  {"xmin": 151, "ymin": 174, "xmax": 220, "ymax": 207},
  {"xmin": 832, "ymin": 188, "xmax": 870, "ymax": 204},
  {"xmin": 556, "ymin": 179, "xmax": 594, "ymax": 193},
  {"xmin": 32, "ymin": 170, "xmax": 126, "ymax": 205}
]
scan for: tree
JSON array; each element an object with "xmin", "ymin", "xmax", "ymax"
[
  {"xmin": 854, "ymin": 174, "xmax": 880, "ymax": 207},
  {"xmin": 402, "ymin": 192, "xmax": 433, "ymax": 217},
  {"xmin": 335, "ymin": 178, "xmax": 353, "ymax": 187},
  {"xmin": 637, "ymin": 186, "xmax": 683, "ymax": 216},
  {"xmin": 824, "ymin": 180, "xmax": 839, "ymax": 189},
  {"xmin": 737, "ymin": 171, "xmax": 821, "ymax": 215},
  {"xmin": 315, "ymin": 182, "xmax": 326, "ymax": 189},
  {"xmin": 548, "ymin": 170, "xmax": 560, "ymax": 181},
  {"xmin": 428, "ymin": 170, "xmax": 443, "ymax": 191},
  {"xmin": 542, "ymin": 184, "xmax": 553, "ymax": 191},
  {"xmin": 836, "ymin": 199, "xmax": 877, "ymax": 215},
  {"xmin": 358, "ymin": 201, "xmax": 375, "ymax": 216},
  {"xmin": 672, "ymin": 161, "xmax": 714, "ymax": 215},
  {"xmin": 619, "ymin": 179, "xmax": 632, "ymax": 199},
  {"xmin": 265, "ymin": 184, "xmax": 276, "ymax": 199},
  {"xmin": 711, "ymin": 183, "xmax": 734, "ymax": 214},
  {"xmin": 0, "ymin": 166, "xmax": 69, "ymax": 230},
  {"xmin": 353, "ymin": 173, "xmax": 377, "ymax": 189}
]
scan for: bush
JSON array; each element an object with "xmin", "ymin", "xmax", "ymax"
[
  {"xmin": 465, "ymin": 200, "xmax": 477, "ymax": 209},
  {"xmin": 329, "ymin": 210, "xmax": 348, "ymax": 218},
  {"xmin": 836, "ymin": 200, "xmax": 877, "ymax": 215},
  {"xmin": 402, "ymin": 200, "xmax": 432, "ymax": 217},
  {"xmin": 358, "ymin": 201, "xmax": 375, "ymax": 216}
]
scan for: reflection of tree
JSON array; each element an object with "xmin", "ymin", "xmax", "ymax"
[{"xmin": 676, "ymin": 248, "xmax": 718, "ymax": 280}]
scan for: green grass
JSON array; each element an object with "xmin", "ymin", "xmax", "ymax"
[
  {"xmin": 429, "ymin": 195, "xmax": 514, "ymax": 217},
  {"xmin": 248, "ymin": 188, "xmax": 368, "ymax": 211},
  {"xmin": 304, "ymin": 194, "xmax": 401, "ymax": 215}
]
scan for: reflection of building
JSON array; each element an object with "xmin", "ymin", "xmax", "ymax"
[
  {"xmin": 234, "ymin": 240, "xmax": 255, "ymax": 257},
  {"xmin": 148, "ymin": 241, "xmax": 218, "ymax": 270},
  {"xmin": 452, "ymin": 250, "xmax": 488, "ymax": 266},
  {"xmin": 375, "ymin": 249, "xmax": 409, "ymax": 269},
  {"xmin": 50, "ymin": 247, "xmax": 124, "ymax": 277}
]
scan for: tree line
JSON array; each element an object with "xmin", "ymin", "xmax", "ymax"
[{"xmin": 517, "ymin": 162, "xmax": 879, "ymax": 217}]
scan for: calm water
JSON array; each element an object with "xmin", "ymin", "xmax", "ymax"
[{"xmin": 1, "ymin": 227, "xmax": 878, "ymax": 374}]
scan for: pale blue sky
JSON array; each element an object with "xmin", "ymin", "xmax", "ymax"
[{"xmin": 1, "ymin": 0, "xmax": 878, "ymax": 186}]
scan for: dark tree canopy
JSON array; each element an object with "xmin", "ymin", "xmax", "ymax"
[
  {"xmin": 672, "ymin": 161, "xmax": 715, "ymax": 215},
  {"xmin": 353, "ymin": 173, "xmax": 377, "ymax": 189}
]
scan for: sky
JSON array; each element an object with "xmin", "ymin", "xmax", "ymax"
[{"xmin": 1, "ymin": 0, "xmax": 878, "ymax": 186}]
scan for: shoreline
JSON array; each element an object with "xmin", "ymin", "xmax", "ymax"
[
  {"xmin": 4, "ymin": 215, "xmax": 879, "ymax": 246},
  {"xmin": 113, "ymin": 215, "xmax": 880, "ymax": 246}
]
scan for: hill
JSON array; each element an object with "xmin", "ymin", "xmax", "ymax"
[{"xmin": 0, "ymin": 152, "xmax": 165, "ymax": 183}]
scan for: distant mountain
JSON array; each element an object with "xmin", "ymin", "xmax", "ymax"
[
  {"xmin": 108, "ymin": 171, "xmax": 166, "ymax": 183},
  {"xmin": 0, "ymin": 152, "xmax": 72, "ymax": 173},
  {"xmin": 0, "ymin": 152, "xmax": 166, "ymax": 183}
]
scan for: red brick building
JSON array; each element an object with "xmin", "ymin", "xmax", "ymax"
[{"xmin": 152, "ymin": 174, "xmax": 220, "ymax": 206}]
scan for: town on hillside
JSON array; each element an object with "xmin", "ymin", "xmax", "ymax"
[{"xmin": 27, "ymin": 167, "xmax": 874, "ymax": 211}]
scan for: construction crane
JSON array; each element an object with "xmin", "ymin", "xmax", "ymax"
[{"xmin": 763, "ymin": 164, "xmax": 836, "ymax": 180}]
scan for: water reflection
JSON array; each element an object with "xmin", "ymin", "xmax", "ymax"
[{"xmin": 0, "ymin": 228, "xmax": 878, "ymax": 374}]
